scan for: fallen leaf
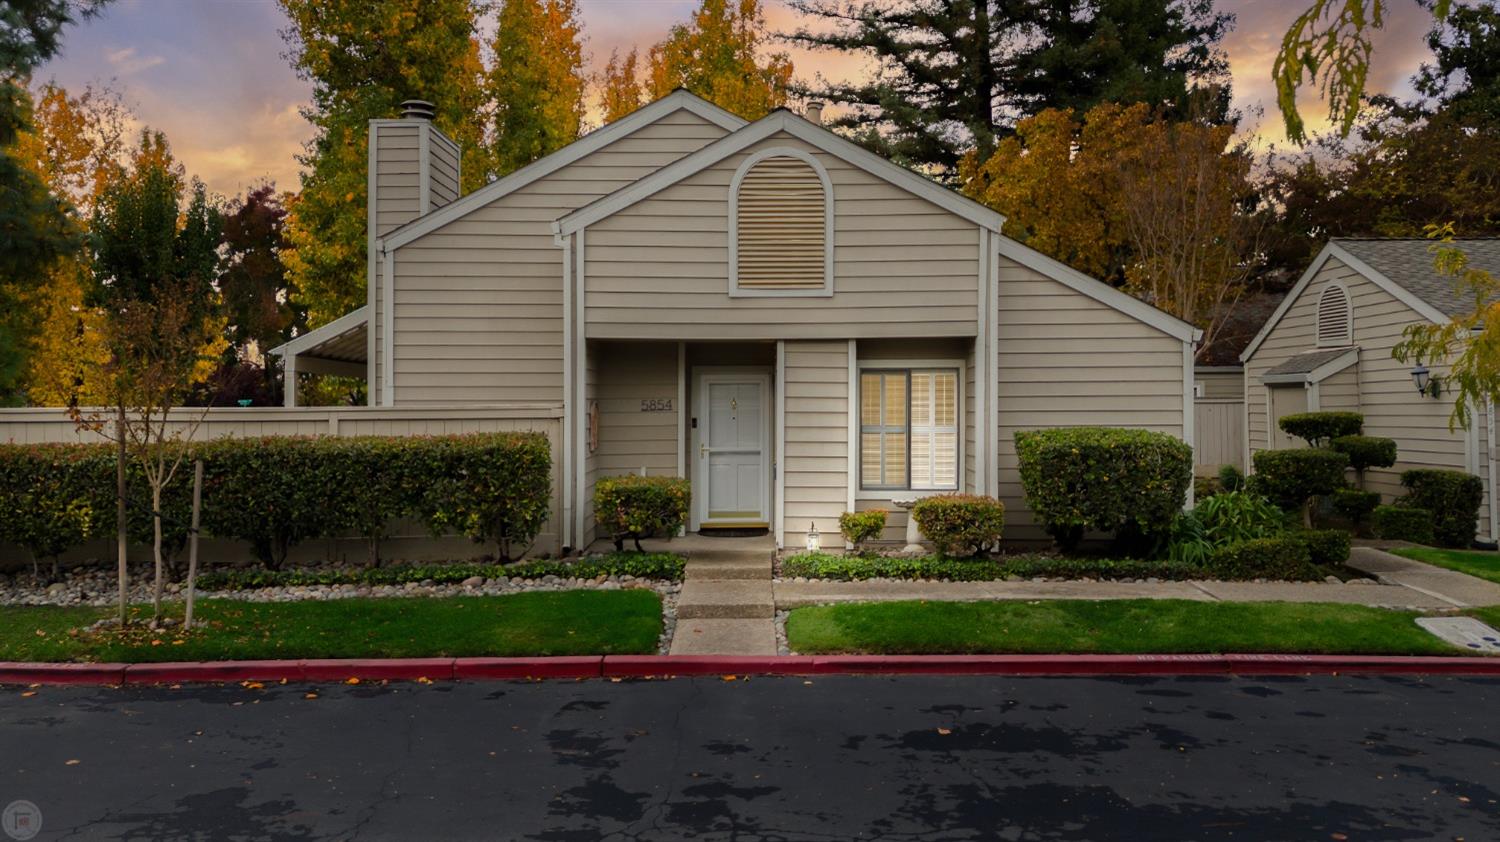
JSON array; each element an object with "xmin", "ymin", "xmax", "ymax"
[
  {"xmin": 241, "ymin": 681, "xmax": 264, "ymax": 690},
  {"xmin": 150, "ymin": 640, "xmax": 163, "ymax": 646},
  {"xmin": 20, "ymin": 691, "xmax": 36, "ymax": 698},
  {"xmin": 345, "ymin": 677, "xmax": 361, "ymax": 685},
  {"xmin": 1459, "ymin": 796, "xmax": 1471, "ymax": 804},
  {"xmin": 1331, "ymin": 833, "xmax": 1348, "ymax": 841},
  {"xmin": 65, "ymin": 759, "xmax": 80, "ymax": 766},
  {"xmin": 416, "ymin": 676, "xmax": 433, "ymax": 685},
  {"xmin": 721, "ymin": 675, "xmax": 738, "ymax": 682},
  {"xmin": 937, "ymin": 728, "xmax": 952, "ymax": 736},
  {"xmin": 304, "ymin": 692, "xmax": 319, "ymax": 700}
]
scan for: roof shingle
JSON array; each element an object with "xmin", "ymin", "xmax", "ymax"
[{"xmin": 1333, "ymin": 238, "xmax": 1500, "ymax": 318}]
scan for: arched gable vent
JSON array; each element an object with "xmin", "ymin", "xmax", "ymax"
[
  {"xmin": 730, "ymin": 149, "xmax": 833, "ymax": 296},
  {"xmin": 1316, "ymin": 284, "xmax": 1352, "ymax": 346}
]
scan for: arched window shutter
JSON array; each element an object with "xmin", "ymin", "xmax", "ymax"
[
  {"xmin": 1316, "ymin": 284, "xmax": 1352, "ymax": 346},
  {"xmin": 732, "ymin": 153, "xmax": 831, "ymax": 294}
]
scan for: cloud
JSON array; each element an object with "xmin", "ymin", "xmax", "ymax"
[{"xmin": 104, "ymin": 46, "xmax": 164, "ymax": 75}]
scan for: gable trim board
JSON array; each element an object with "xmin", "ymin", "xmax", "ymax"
[
  {"xmin": 1241, "ymin": 242, "xmax": 1452, "ymax": 362},
  {"xmin": 381, "ymin": 91, "xmax": 747, "ymax": 253}
]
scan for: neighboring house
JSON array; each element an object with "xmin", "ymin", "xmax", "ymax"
[
  {"xmin": 272, "ymin": 91, "xmax": 1200, "ymax": 553},
  {"xmin": 1241, "ymin": 238, "xmax": 1500, "ymax": 542}
]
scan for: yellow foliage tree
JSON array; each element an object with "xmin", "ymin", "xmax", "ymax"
[
  {"xmin": 647, "ymin": 0, "xmax": 792, "ymax": 120},
  {"xmin": 599, "ymin": 48, "xmax": 645, "ymax": 123},
  {"xmin": 490, "ymin": 0, "xmax": 587, "ymax": 174}
]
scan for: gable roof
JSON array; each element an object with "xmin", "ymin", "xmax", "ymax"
[
  {"xmin": 553, "ymin": 108, "xmax": 1007, "ymax": 236},
  {"xmin": 1261, "ymin": 347, "xmax": 1358, "ymax": 382},
  {"xmin": 1240, "ymin": 240, "xmax": 1470, "ymax": 361},
  {"xmin": 382, "ymin": 90, "xmax": 747, "ymax": 251},
  {"xmin": 268, "ymin": 305, "xmax": 369, "ymax": 362},
  {"xmin": 1333, "ymin": 238, "xmax": 1500, "ymax": 318}
]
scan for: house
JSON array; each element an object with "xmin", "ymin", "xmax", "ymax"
[
  {"xmin": 1240, "ymin": 238, "xmax": 1500, "ymax": 541},
  {"xmin": 272, "ymin": 91, "xmax": 1200, "ymax": 554}
]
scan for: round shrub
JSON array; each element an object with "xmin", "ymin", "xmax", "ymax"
[
  {"xmin": 200, "ymin": 436, "xmax": 340, "ymax": 569},
  {"xmin": 838, "ymin": 510, "xmax": 887, "ymax": 550},
  {"xmin": 1249, "ymin": 448, "xmax": 1349, "ymax": 524},
  {"xmin": 1330, "ymin": 435, "xmax": 1397, "ymax": 476},
  {"xmin": 1015, "ymin": 427, "xmax": 1192, "ymax": 552},
  {"xmin": 1331, "ymin": 488, "xmax": 1380, "ymax": 524},
  {"xmin": 1202, "ymin": 535, "xmax": 1318, "ymax": 580},
  {"xmin": 592, "ymin": 474, "xmax": 690, "ymax": 552},
  {"xmin": 910, "ymin": 494, "xmax": 1005, "ymax": 557},
  {"xmin": 1278, "ymin": 411, "xmax": 1364, "ymax": 447},
  {"xmin": 1370, "ymin": 505, "xmax": 1435, "ymax": 544},
  {"xmin": 1400, "ymin": 469, "xmax": 1483, "ymax": 548},
  {"xmin": 1295, "ymin": 529, "xmax": 1351, "ymax": 565},
  {"xmin": 0, "ymin": 443, "xmax": 111, "ymax": 578}
]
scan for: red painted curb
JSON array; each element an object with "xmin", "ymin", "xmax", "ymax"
[
  {"xmin": 1223, "ymin": 654, "xmax": 1500, "ymax": 675},
  {"xmin": 809, "ymin": 654, "xmax": 1236, "ymax": 675},
  {"xmin": 298, "ymin": 658, "xmax": 456, "ymax": 682},
  {"xmin": 454, "ymin": 656, "xmax": 602, "ymax": 680},
  {"xmin": 123, "ymin": 660, "xmax": 306, "ymax": 685},
  {"xmin": 0, "ymin": 662, "xmax": 128, "ymax": 685},
  {"xmin": 603, "ymin": 655, "xmax": 819, "ymax": 677}
]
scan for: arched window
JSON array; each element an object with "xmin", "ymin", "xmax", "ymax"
[
  {"xmin": 1316, "ymin": 283, "xmax": 1352, "ymax": 346},
  {"xmin": 729, "ymin": 148, "xmax": 833, "ymax": 297}
]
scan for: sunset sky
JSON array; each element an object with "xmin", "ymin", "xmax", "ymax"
[{"xmin": 34, "ymin": 0, "xmax": 1441, "ymax": 198}]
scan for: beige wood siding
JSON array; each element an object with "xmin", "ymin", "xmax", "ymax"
[
  {"xmin": 429, "ymin": 131, "xmax": 461, "ymax": 208},
  {"xmin": 387, "ymin": 109, "xmax": 731, "ymax": 406},
  {"xmin": 584, "ymin": 132, "xmax": 981, "ymax": 340},
  {"xmin": 995, "ymin": 256, "xmax": 1187, "ymax": 540},
  {"xmin": 1245, "ymin": 257, "xmax": 1470, "ymax": 509},
  {"xmin": 1195, "ymin": 367, "xmax": 1243, "ymax": 399},
  {"xmin": 784, "ymin": 340, "xmax": 850, "ymax": 549},
  {"xmin": 586, "ymin": 341, "xmax": 681, "ymax": 543},
  {"xmin": 1319, "ymin": 365, "xmax": 1360, "ymax": 412},
  {"xmin": 374, "ymin": 123, "xmax": 421, "ymax": 236}
]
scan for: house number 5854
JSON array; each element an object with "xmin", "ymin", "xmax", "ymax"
[{"xmin": 640, "ymin": 398, "xmax": 673, "ymax": 412}]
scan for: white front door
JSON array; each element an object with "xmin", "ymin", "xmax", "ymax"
[{"xmin": 695, "ymin": 371, "xmax": 771, "ymax": 527}]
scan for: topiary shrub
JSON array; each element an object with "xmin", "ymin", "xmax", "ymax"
[
  {"xmin": 1371, "ymin": 505, "xmax": 1435, "ymax": 544},
  {"xmin": 1400, "ymin": 469, "xmax": 1483, "ymax": 548},
  {"xmin": 592, "ymin": 474, "xmax": 690, "ymax": 552},
  {"xmin": 910, "ymin": 494, "xmax": 1005, "ymax": 557},
  {"xmin": 838, "ymin": 510, "xmax": 887, "ymax": 552},
  {"xmin": 1278, "ymin": 411, "xmax": 1364, "ymax": 447},
  {"xmin": 1295, "ymin": 528, "xmax": 1351, "ymax": 565},
  {"xmin": 1202, "ymin": 535, "xmax": 1318, "ymax": 580},
  {"xmin": 1331, "ymin": 488, "xmax": 1380, "ymax": 526},
  {"xmin": 420, "ymin": 433, "xmax": 553, "ymax": 561},
  {"xmin": 1218, "ymin": 464, "xmax": 1246, "ymax": 492},
  {"xmin": 1331, "ymin": 435, "xmax": 1397, "ymax": 489},
  {"xmin": 1015, "ymin": 427, "xmax": 1192, "ymax": 552},
  {"xmin": 1249, "ymin": 448, "xmax": 1349, "ymax": 526}
]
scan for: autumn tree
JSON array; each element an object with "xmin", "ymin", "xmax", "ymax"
[
  {"xmin": 962, "ymin": 103, "xmax": 1259, "ymax": 351},
  {"xmin": 216, "ymin": 184, "xmax": 302, "ymax": 399},
  {"xmin": 84, "ymin": 131, "xmax": 225, "ymax": 625},
  {"xmin": 489, "ymin": 0, "xmax": 587, "ymax": 175},
  {"xmin": 647, "ymin": 0, "xmax": 793, "ymax": 120},
  {"xmin": 599, "ymin": 48, "xmax": 645, "ymax": 123},
  {"xmin": 278, "ymin": 0, "xmax": 489, "ymax": 326},
  {"xmin": 785, "ymin": 0, "xmax": 1230, "ymax": 177}
]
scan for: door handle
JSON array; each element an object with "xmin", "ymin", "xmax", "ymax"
[{"xmin": 700, "ymin": 443, "xmax": 708, "ymax": 459}]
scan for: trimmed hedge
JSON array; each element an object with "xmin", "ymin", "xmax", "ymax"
[
  {"xmin": 1331, "ymin": 489, "xmax": 1381, "ymax": 524},
  {"xmin": 1400, "ymin": 469, "xmax": 1483, "ymax": 549},
  {"xmin": 1203, "ymin": 536, "xmax": 1319, "ymax": 581},
  {"xmin": 1249, "ymin": 449, "xmax": 1348, "ymax": 518},
  {"xmin": 1278, "ymin": 412, "xmax": 1364, "ymax": 447},
  {"xmin": 195, "ymin": 552, "xmax": 685, "ymax": 590},
  {"xmin": 777, "ymin": 549, "xmax": 1333, "ymax": 583},
  {"xmin": 1371, "ymin": 505, "xmax": 1435, "ymax": 544},
  {"xmin": 1015, "ymin": 427, "xmax": 1192, "ymax": 552},
  {"xmin": 910, "ymin": 494, "xmax": 1005, "ymax": 557},
  {"xmin": 592, "ymin": 475, "xmax": 690, "ymax": 552},
  {"xmin": 0, "ymin": 433, "xmax": 554, "ymax": 570},
  {"xmin": 838, "ymin": 510, "xmax": 887, "ymax": 549},
  {"xmin": 1297, "ymin": 529, "xmax": 1352, "ymax": 565},
  {"xmin": 1331, "ymin": 435, "xmax": 1398, "ymax": 476}
]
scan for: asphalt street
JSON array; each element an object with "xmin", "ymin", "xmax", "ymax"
[{"xmin": 2, "ymin": 674, "xmax": 1497, "ymax": 841}]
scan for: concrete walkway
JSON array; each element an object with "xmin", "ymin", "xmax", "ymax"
[
  {"xmin": 623, "ymin": 535, "xmax": 778, "ymax": 656},
  {"xmin": 1347, "ymin": 545, "xmax": 1500, "ymax": 608}
]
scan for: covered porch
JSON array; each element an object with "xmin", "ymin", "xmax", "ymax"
[{"xmin": 266, "ymin": 306, "xmax": 370, "ymax": 406}]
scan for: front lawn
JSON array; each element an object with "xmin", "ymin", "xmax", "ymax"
[
  {"xmin": 1389, "ymin": 547, "xmax": 1500, "ymax": 586},
  {"xmin": 785, "ymin": 599, "xmax": 1458, "ymax": 656},
  {"xmin": 0, "ymin": 590, "xmax": 662, "ymax": 663}
]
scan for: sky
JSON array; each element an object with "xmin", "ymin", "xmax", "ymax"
[{"xmin": 34, "ymin": 0, "xmax": 1442, "ymax": 198}]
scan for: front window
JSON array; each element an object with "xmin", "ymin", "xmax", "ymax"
[{"xmin": 860, "ymin": 368, "xmax": 959, "ymax": 491}]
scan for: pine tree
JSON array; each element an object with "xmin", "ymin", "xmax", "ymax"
[
  {"xmin": 278, "ymin": 0, "xmax": 489, "ymax": 326},
  {"xmin": 600, "ymin": 48, "xmax": 645, "ymax": 123},
  {"xmin": 785, "ymin": 0, "xmax": 1230, "ymax": 178},
  {"xmin": 647, "ymin": 0, "xmax": 793, "ymax": 120},
  {"xmin": 489, "ymin": 0, "xmax": 587, "ymax": 175}
]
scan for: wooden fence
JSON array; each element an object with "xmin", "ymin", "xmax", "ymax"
[
  {"xmin": 0, "ymin": 405, "xmax": 565, "ymax": 565},
  {"xmin": 1194, "ymin": 398, "xmax": 1244, "ymax": 474}
]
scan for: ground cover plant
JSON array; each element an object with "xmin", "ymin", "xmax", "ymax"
[{"xmin": 195, "ymin": 552, "xmax": 685, "ymax": 590}]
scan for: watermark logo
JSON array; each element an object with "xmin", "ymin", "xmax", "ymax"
[{"xmin": 2, "ymin": 801, "xmax": 41, "ymax": 841}]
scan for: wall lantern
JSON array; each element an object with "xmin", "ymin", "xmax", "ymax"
[
  {"xmin": 806, "ymin": 522, "xmax": 820, "ymax": 552},
  {"xmin": 1410, "ymin": 364, "xmax": 1441, "ymax": 398}
]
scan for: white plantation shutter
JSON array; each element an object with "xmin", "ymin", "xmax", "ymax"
[
  {"xmin": 859, "ymin": 368, "xmax": 959, "ymax": 491},
  {"xmin": 911, "ymin": 370, "xmax": 958, "ymax": 490},
  {"xmin": 1317, "ymin": 285, "xmax": 1352, "ymax": 346},
  {"xmin": 734, "ymin": 155, "xmax": 829, "ymax": 291}
]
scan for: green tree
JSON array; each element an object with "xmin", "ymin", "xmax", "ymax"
[
  {"xmin": 0, "ymin": 0, "xmax": 108, "ymax": 402},
  {"xmin": 647, "ymin": 0, "xmax": 793, "ymax": 120},
  {"xmin": 599, "ymin": 47, "xmax": 645, "ymax": 123},
  {"xmin": 1414, "ymin": 2, "xmax": 1500, "ymax": 126},
  {"xmin": 278, "ymin": 0, "xmax": 489, "ymax": 326},
  {"xmin": 785, "ymin": 0, "xmax": 1230, "ymax": 178},
  {"xmin": 489, "ymin": 0, "xmax": 586, "ymax": 175}
]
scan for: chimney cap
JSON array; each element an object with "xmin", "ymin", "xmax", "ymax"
[
  {"xmin": 805, "ymin": 100, "xmax": 825, "ymax": 125},
  {"xmin": 400, "ymin": 99, "xmax": 436, "ymax": 120}
]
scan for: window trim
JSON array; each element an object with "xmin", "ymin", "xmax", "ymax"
[
  {"xmin": 728, "ymin": 146, "xmax": 835, "ymax": 298},
  {"xmin": 856, "ymin": 358, "xmax": 965, "ymax": 497}
]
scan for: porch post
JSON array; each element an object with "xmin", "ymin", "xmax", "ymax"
[
  {"xmin": 775, "ymin": 340, "xmax": 786, "ymax": 550},
  {"xmin": 283, "ymin": 354, "xmax": 298, "ymax": 407}
]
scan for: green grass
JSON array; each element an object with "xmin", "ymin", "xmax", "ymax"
[
  {"xmin": 1389, "ymin": 547, "xmax": 1500, "ymax": 586},
  {"xmin": 785, "ymin": 599, "xmax": 1461, "ymax": 656},
  {"xmin": 0, "ymin": 590, "xmax": 663, "ymax": 663}
]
